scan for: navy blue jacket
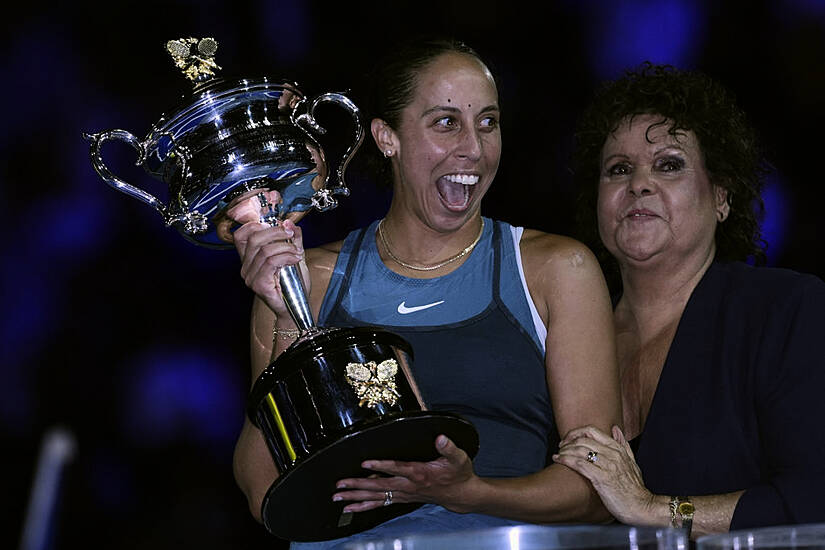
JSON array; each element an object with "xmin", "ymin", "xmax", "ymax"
[{"xmin": 632, "ymin": 261, "xmax": 825, "ymax": 527}]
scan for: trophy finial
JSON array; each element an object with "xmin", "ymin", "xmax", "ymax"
[{"xmin": 165, "ymin": 37, "xmax": 221, "ymax": 82}]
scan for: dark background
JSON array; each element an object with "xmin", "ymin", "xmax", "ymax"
[{"xmin": 3, "ymin": 1, "xmax": 824, "ymax": 548}]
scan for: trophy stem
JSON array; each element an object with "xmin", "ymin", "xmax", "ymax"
[
  {"xmin": 279, "ymin": 264, "xmax": 316, "ymax": 333},
  {"xmin": 256, "ymin": 191, "xmax": 316, "ymax": 333}
]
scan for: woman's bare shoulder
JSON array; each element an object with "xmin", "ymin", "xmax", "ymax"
[
  {"xmin": 306, "ymin": 239, "xmax": 344, "ymax": 267},
  {"xmin": 519, "ymin": 229, "xmax": 600, "ymax": 274},
  {"xmin": 305, "ymin": 240, "xmax": 345, "ymax": 296},
  {"xmin": 518, "ymin": 229, "xmax": 611, "ymax": 330}
]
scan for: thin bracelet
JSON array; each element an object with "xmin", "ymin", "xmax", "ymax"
[
  {"xmin": 669, "ymin": 496, "xmax": 679, "ymax": 528},
  {"xmin": 272, "ymin": 326, "xmax": 301, "ymax": 341}
]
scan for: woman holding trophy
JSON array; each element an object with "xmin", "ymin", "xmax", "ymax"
[{"xmin": 228, "ymin": 38, "xmax": 622, "ymax": 548}]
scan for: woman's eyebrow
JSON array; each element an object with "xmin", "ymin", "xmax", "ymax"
[{"xmin": 419, "ymin": 103, "xmax": 499, "ymax": 119}]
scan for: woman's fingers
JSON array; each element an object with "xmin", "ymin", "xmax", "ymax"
[
  {"xmin": 553, "ymin": 437, "xmax": 652, "ymax": 526},
  {"xmin": 238, "ymin": 223, "xmax": 302, "ymax": 277},
  {"xmin": 611, "ymin": 425, "xmax": 637, "ymax": 461},
  {"xmin": 237, "ymin": 221, "xmax": 295, "ymax": 258},
  {"xmin": 558, "ymin": 432, "xmax": 621, "ymax": 462},
  {"xmin": 330, "ymin": 435, "xmax": 477, "ymax": 514},
  {"xmin": 333, "ymin": 475, "xmax": 409, "ymax": 513},
  {"xmin": 555, "ymin": 427, "xmax": 645, "ymax": 489},
  {"xmin": 244, "ymin": 239, "xmax": 302, "ymax": 284},
  {"xmin": 341, "ymin": 500, "xmax": 384, "ymax": 513},
  {"xmin": 554, "ymin": 440, "xmax": 608, "ymax": 471},
  {"xmin": 559, "ymin": 424, "xmax": 615, "ymax": 447},
  {"xmin": 229, "ymin": 215, "xmax": 308, "ymax": 316},
  {"xmin": 552, "ymin": 446, "xmax": 606, "ymax": 487},
  {"xmin": 337, "ymin": 488, "xmax": 406, "ymax": 513}
]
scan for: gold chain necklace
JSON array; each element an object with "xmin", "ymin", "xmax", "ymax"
[{"xmin": 377, "ymin": 218, "xmax": 485, "ymax": 272}]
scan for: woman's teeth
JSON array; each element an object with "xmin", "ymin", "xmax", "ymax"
[{"xmin": 443, "ymin": 174, "xmax": 479, "ymax": 185}]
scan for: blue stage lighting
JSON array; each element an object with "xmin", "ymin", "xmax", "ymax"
[
  {"xmin": 760, "ymin": 173, "xmax": 790, "ymax": 265},
  {"xmin": 122, "ymin": 350, "xmax": 243, "ymax": 451},
  {"xmin": 576, "ymin": 0, "xmax": 707, "ymax": 79}
]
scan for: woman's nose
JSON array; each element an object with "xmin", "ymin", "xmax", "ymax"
[
  {"xmin": 627, "ymin": 170, "xmax": 654, "ymax": 196},
  {"xmin": 455, "ymin": 128, "xmax": 482, "ymax": 160}
]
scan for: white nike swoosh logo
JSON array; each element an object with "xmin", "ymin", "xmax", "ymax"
[{"xmin": 397, "ymin": 300, "xmax": 445, "ymax": 314}]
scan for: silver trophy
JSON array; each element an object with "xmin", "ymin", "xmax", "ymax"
[
  {"xmin": 84, "ymin": 37, "xmax": 359, "ymax": 332},
  {"xmin": 84, "ymin": 38, "xmax": 478, "ymax": 542},
  {"xmin": 84, "ymin": 37, "xmax": 360, "ymax": 249}
]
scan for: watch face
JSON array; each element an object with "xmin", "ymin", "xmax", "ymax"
[{"xmin": 678, "ymin": 501, "xmax": 695, "ymax": 517}]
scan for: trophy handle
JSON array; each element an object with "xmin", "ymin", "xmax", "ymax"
[
  {"xmin": 292, "ymin": 92, "xmax": 365, "ymax": 212},
  {"xmin": 83, "ymin": 129, "xmax": 168, "ymax": 219}
]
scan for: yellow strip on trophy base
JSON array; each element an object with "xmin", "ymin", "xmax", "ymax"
[{"xmin": 265, "ymin": 393, "xmax": 298, "ymax": 462}]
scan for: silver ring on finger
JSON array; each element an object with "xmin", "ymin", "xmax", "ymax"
[
  {"xmin": 383, "ymin": 490, "xmax": 393, "ymax": 506},
  {"xmin": 586, "ymin": 450, "xmax": 599, "ymax": 463}
]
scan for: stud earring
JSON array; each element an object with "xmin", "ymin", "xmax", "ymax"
[{"xmin": 384, "ymin": 149, "xmax": 393, "ymax": 158}]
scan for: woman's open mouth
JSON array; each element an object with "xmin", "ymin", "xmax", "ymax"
[{"xmin": 436, "ymin": 173, "xmax": 479, "ymax": 211}]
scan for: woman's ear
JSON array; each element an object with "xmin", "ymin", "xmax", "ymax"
[
  {"xmin": 371, "ymin": 118, "xmax": 398, "ymax": 158},
  {"xmin": 715, "ymin": 185, "xmax": 730, "ymax": 222}
]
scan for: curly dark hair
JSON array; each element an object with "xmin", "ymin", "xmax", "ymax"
[
  {"xmin": 353, "ymin": 36, "xmax": 494, "ymax": 188},
  {"xmin": 572, "ymin": 62, "xmax": 768, "ymax": 292}
]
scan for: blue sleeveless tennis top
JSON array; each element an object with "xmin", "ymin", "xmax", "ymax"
[{"xmin": 318, "ymin": 218, "xmax": 555, "ymax": 477}]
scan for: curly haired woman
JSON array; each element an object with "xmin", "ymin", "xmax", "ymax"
[{"xmin": 554, "ymin": 62, "xmax": 825, "ymax": 539}]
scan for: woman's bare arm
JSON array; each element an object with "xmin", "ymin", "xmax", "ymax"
[{"xmin": 230, "ymin": 222, "xmax": 340, "ymax": 522}]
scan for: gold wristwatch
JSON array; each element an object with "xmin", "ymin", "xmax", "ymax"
[{"xmin": 670, "ymin": 496, "xmax": 695, "ymax": 538}]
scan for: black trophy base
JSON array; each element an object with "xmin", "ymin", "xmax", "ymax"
[{"xmin": 261, "ymin": 410, "xmax": 479, "ymax": 542}]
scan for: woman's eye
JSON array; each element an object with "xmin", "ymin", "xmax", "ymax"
[
  {"xmin": 607, "ymin": 163, "xmax": 631, "ymax": 176},
  {"xmin": 656, "ymin": 156, "xmax": 685, "ymax": 172},
  {"xmin": 434, "ymin": 116, "xmax": 457, "ymax": 129},
  {"xmin": 479, "ymin": 116, "xmax": 499, "ymax": 131}
]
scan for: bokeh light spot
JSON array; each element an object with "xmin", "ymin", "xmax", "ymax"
[{"xmin": 122, "ymin": 349, "xmax": 243, "ymax": 452}]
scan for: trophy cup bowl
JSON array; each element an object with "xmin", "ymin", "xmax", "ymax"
[
  {"xmin": 84, "ymin": 38, "xmax": 479, "ymax": 542},
  {"xmin": 83, "ymin": 37, "xmax": 357, "ymax": 248}
]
